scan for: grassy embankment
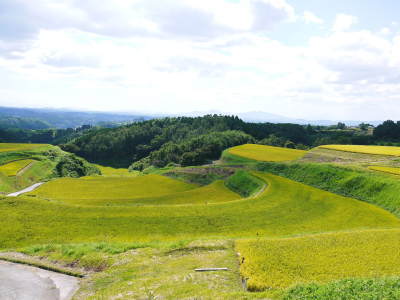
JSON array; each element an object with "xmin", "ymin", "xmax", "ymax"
[
  {"xmin": 257, "ymin": 162, "xmax": 400, "ymax": 217},
  {"xmin": 225, "ymin": 170, "xmax": 265, "ymax": 197}
]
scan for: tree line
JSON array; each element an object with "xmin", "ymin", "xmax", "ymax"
[{"xmin": 3, "ymin": 114, "xmax": 400, "ymax": 169}]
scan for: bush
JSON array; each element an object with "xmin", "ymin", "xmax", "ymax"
[{"xmin": 55, "ymin": 154, "xmax": 100, "ymax": 178}]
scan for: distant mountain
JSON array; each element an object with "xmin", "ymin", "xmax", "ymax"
[
  {"xmin": 235, "ymin": 111, "xmax": 382, "ymax": 126},
  {"xmin": 0, "ymin": 106, "xmax": 153, "ymax": 129},
  {"xmin": 0, "ymin": 116, "xmax": 51, "ymax": 130},
  {"xmin": 0, "ymin": 106, "xmax": 383, "ymax": 129}
]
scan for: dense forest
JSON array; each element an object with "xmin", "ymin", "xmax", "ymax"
[{"xmin": 58, "ymin": 115, "xmax": 394, "ymax": 168}]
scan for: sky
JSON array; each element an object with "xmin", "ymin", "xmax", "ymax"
[{"xmin": 1, "ymin": 0, "xmax": 400, "ymax": 120}]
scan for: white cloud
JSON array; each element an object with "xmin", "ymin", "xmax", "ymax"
[
  {"xmin": 380, "ymin": 27, "xmax": 391, "ymax": 35},
  {"xmin": 303, "ymin": 11, "xmax": 323, "ymax": 24},
  {"xmin": 0, "ymin": 0, "xmax": 294, "ymax": 46},
  {"xmin": 2, "ymin": 1, "xmax": 400, "ymax": 120},
  {"xmin": 333, "ymin": 14, "xmax": 358, "ymax": 32}
]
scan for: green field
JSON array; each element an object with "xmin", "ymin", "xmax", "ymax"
[
  {"xmin": 320, "ymin": 144, "xmax": 400, "ymax": 156},
  {"xmin": 2, "ymin": 142, "xmax": 400, "ymax": 299},
  {"xmin": 236, "ymin": 229, "xmax": 400, "ymax": 291},
  {"xmin": 94, "ymin": 164, "xmax": 139, "ymax": 177},
  {"xmin": 0, "ymin": 143, "xmax": 47, "ymax": 153},
  {"xmin": 2, "ymin": 172, "xmax": 399, "ymax": 249},
  {"xmin": 0, "ymin": 159, "xmax": 35, "ymax": 176},
  {"xmin": 257, "ymin": 162, "xmax": 400, "ymax": 217},
  {"xmin": 226, "ymin": 144, "xmax": 306, "ymax": 162},
  {"xmin": 29, "ymin": 176, "xmax": 241, "ymax": 206},
  {"xmin": 28, "ymin": 174, "xmax": 197, "ymax": 205}
]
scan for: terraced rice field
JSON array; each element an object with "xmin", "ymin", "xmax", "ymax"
[
  {"xmin": 28, "ymin": 174, "xmax": 197, "ymax": 205},
  {"xmin": 226, "ymin": 144, "xmax": 306, "ymax": 162},
  {"xmin": 30, "ymin": 177, "xmax": 240, "ymax": 206},
  {"xmin": 2, "ymin": 172, "xmax": 399, "ymax": 248},
  {"xmin": 0, "ymin": 143, "xmax": 46, "ymax": 153},
  {"xmin": 369, "ymin": 166, "xmax": 400, "ymax": 175},
  {"xmin": 320, "ymin": 144, "xmax": 400, "ymax": 156},
  {"xmin": 94, "ymin": 165, "xmax": 139, "ymax": 177},
  {"xmin": 236, "ymin": 229, "xmax": 400, "ymax": 291},
  {"xmin": 2, "ymin": 143, "xmax": 400, "ymax": 298},
  {"xmin": 0, "ymin": 159, "xmax": 35, "ymax": 176}
]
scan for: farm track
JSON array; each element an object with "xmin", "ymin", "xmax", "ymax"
[
  {"xmin": 7, "ymin": 182, "xmax": 44, "ymax": 197},
  {"xmin": 0, "ymin": 260, "xmax": 79, "ymax": 300}
]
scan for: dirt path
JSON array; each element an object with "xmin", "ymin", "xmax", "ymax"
[
  {"xmin": 0, "ymin": 260, "xmax": 79, "ymax": 300},
  {"xmin": 7, "ymin": 182, "xmax": 44, "ymax": 197}
]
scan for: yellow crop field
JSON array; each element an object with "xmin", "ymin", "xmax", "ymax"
[
  {"xmin": 236, "ymin": 229, "xmax": 400, "ymax": 291},
  {"xmin": 0, "ymin": 159, "xmax": 35, "ymax": 176},
  {"xmin": 227, "ymin": 144, "xmax": 306, "ymax": 162},
  {"xmin": 29, "ymin": 177, "xmax": 239, "ymax": 206},
  {"xmin": 28, "ymin": 174, "xmax": 197, "ymax": 205},
  {"xmin": 368, "ymin": 166, "xmax": 400, "ymax": 175},
  {"xmin": 4, "ymin": 172, "xmax": 398, "ymax": 249},
  {"xmin": 132, "ymin": 180, "xmax": 241, "ymax": 205},
  {"xmin": 95, "ymin": 164, "xmax": 139, "ymax": 177},
  {"xmin": 0, "ymin": 143, "xmax": 46, "ymax": 152},
  {"xmin": 320, "ymin": 145, "xmax": 400, "ymax": 156}
]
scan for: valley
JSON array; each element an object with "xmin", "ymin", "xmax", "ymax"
[{"xmin": 1, "ymin": 141, "xmax": 400, "ymax": 299}]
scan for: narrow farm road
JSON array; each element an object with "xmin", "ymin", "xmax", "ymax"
[
  {"xmin": 0, "ymin": 260, "xmax": 79, "ymax": 300},
  {"xmin": 7, "ymin": 182, "xmax": 44, "ymax": 197}
]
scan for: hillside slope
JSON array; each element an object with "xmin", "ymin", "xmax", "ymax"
[{"xmin": 2, "ymin": 172, "xmax": 399, "ymax": 248}]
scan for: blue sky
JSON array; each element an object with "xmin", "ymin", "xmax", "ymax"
[{"xmin": 0, "ymin": 0, "xmax": 399, "ymax": 120}]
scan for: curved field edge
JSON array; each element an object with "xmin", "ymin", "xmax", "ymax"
[
  {"xmin": 224, "ymin": 144, "xmax": 307, "ymax": 163},
  {"xmin": 27, "ymin": 174, "xmax": 197, "ymax": 205},
  {"xmin": 26, "ymin": 170, "xmax": 263, "ymax": 206},
  {"xmin": 117, "ymin": 180, "xmax": 242, "ymax": 206},
  {"xmin": 257, "ymin": 162, "xmax": 400, "ymax": 217},
  {"xmin": 236, "ymin": 229, "xmax": 400, "ymax": 291},
  {"xmin": 320, "ymin": 144, "xmax": 400, "ymax": 157},
  {"xmin": 1, "ymin": 172, "xmax": 399, "ymax": 249},
  {"xmin": 369, "ymin": 165, "xmax": 400, "ymax": 176}
]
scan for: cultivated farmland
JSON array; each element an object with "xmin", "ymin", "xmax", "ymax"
[
  {"xmin": 2, "ymin": 172, "xmax": 399, "ymax": 249},
  {"xmin": 320, "ymin": 144, "xmax": 400, "ymax": 156},
  {"xmin": 0, "ymin": 143, "xmax": 46, "ymax": 153},
  {"xmin": 224, "ymin": 144, "xmax": 306, "ymax": 162},
  {"xmin": 236, "ymin": 229, "xmax": 400, "ymax": 291},
  {"xmin": 1, "ymin": 142, "xmax": 400, "ymax": 299},
  {"xmin": 369, "ymin": 165, "xmax": 400, "ymax": 176},
  {"xmin": 0, "ymin": 159, "xmax": 35, "ymax": 176}
]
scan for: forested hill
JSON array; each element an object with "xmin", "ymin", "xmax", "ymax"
[
  {"xmin": 0, "ymin": 106, "xmax": 150, "ymax": 129},
  {"xmin": 60, "ymin": 115, "xmax": 312, "ymax": 167}
]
